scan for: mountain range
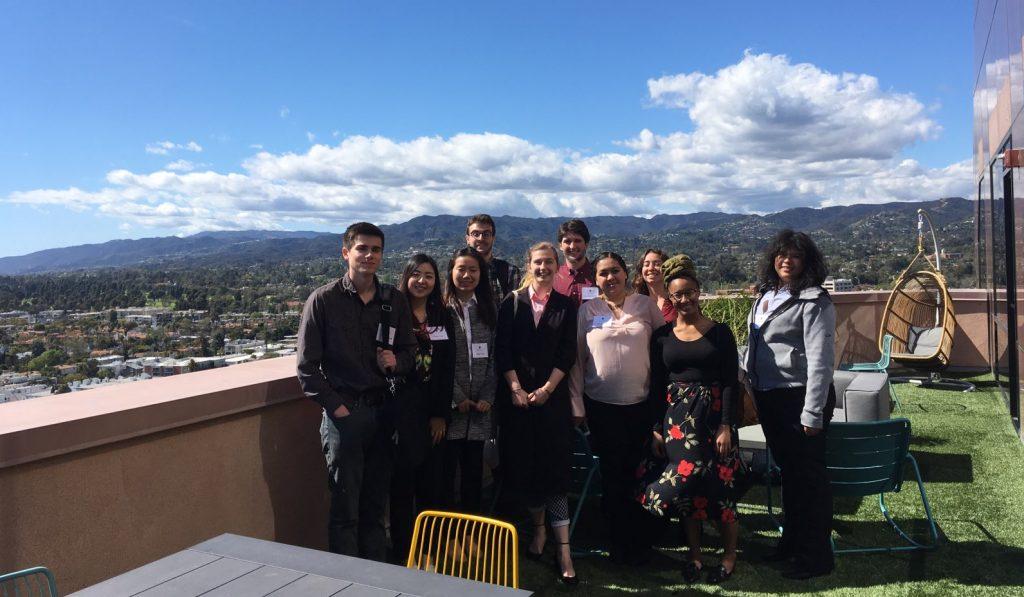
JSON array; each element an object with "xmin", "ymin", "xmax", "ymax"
[{"xmin": 0, "ymin": 198, "xmax": 975, "ymax": 280}]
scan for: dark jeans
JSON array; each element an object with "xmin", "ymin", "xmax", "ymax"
[
  {"xmin": 326, "ymin": 404, "xmax": 394, "ymax": 561},
  {"xmin": 443, "ymin": 438, "xmax": 485, "ymax": 514},
  {"xmin": 585, "ymin": 397, "xmax": 652, "ymax": 555},
  {"xmin": 754, "ymin": 386, "xmax": 835, "ymax": 570},
  {"xmin": 389, "ymin": 442, "xmax": 444, "ymax": 563}
]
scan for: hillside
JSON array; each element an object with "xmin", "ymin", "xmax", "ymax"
[{"xmin": 0, "ymin": 198, "xmax": 975, "ymax": 291}]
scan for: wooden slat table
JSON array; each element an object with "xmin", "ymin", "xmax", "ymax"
[{"xmin": 71, "ymin": 533, "xmax": 532, "ymax": 597}]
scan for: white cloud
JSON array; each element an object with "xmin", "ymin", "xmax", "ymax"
[
  {"xmin": 145, "ymin": 140, "xmax": 203, "ymax": 155},
  {"xmin": 9, "ymin": 52, "xmax": 970, "ymax": 234},
  {"xmin": 306, "ymin": 131, "xmax": 316, "ymax": 143},
  {"xmin": 165, "ymin": 160, "xmax": 195, "ymax": 172},
  {"xmin": 279, "ymin": 106, "xmax": 290, "ymax": 119}
]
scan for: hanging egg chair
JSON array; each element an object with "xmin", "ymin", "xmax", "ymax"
[{"xmin": 879, "ymin": 209, "xmax": 974, "ymax": 391}]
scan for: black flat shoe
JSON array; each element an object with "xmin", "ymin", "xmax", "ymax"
[
  {"xmin": 681, "ymin": 560, "xmax": 703, "ymax": 584},
  {"xmin": 554, "ymin": 541, "xmax": 579, "ymax": 586},
  {"xmin": 706, "ymin": 564, "xmax": 734, "ymax": 584}
]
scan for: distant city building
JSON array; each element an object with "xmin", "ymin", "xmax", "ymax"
[
  {"xmin": 31, "ymin": 310, "xmax": 66, "ymax": 324},
  {"xmin": 0, "ymin": 383, "xmax": 52, "ymax": 403},
  {"xmin": 224, "ymin": 339, "xmax": 266, "ymax": 355},
  {"xmin": 823, "ymin": 277, "xmax": 854, "ymax": 292}
]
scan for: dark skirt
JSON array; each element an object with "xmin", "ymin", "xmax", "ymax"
[
  {"xmin": 637, "ymin": 381, "xmax": 746, "ymax": 523},
  {"xmin": 499, "ymin": 388, "xmax": 572, "ymax": 503}
]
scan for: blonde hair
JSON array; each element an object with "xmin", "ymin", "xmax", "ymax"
[{"xmin": 517, "ymin": 241, "xmax": 561, "ymax": 291}]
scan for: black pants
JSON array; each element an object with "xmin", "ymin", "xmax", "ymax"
[
  {"xmin": 443, "ymin": 439, "xmax": 484, "ymax": 514},
  {"xmin": 389, "ymin": 442, "xmax": 444, "ymax": 563},
  {"xmin": 585, "ymin": 397, "xmax": 652, "ymax": 556},
  {"xmin": 754, "ymin": 386, "xmax": 835, "ymax": 570},
  {"xmin": 327, "ymin": 404, "xmax": 394, "ymax": 561}
]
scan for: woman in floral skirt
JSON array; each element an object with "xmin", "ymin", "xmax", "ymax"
[{"xmin": 638, "ymin": 255, "xmax": 745, "ymax": 584}]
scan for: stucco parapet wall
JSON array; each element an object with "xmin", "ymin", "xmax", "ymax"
[
  {"xmin": 829, "ymin": 288, "xmax": 988, "ymax": 303},
  {"xmin": 0, "ymin": 356, "xmax": 302, "ymax": 469}
]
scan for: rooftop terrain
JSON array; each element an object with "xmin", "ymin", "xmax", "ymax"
[{"xmin": 519, "ymin": 375, "xmax": 1024, "ymax": 595}]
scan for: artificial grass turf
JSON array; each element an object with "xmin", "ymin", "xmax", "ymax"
[{"xmin": 518, "ymin": 374, "xmax": 1024, "ymax": 596}]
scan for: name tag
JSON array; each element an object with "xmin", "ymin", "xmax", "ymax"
[
  {"xmin": 591, "ymin": 315, "xmax": 611, "ymax": 329},
  {"xmin": 581, "ymin": 286, "xmax": 600, "ymax": 301},
  {"xmin": 428, "ymin": 327, "xmax": 449, "ymax": 341},
  {"xmin": 471, "ymin": 342, "xmax": 489, "ymax": 359},
  {"xmin": 376, "ymin": 324, "xmax": 396, "ymax": 346}
]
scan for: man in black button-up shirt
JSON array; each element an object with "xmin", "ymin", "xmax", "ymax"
[{"xmin": 297, "ymin": 222, "xmax": 416, "ymax": 561}]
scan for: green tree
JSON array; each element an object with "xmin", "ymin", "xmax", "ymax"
[
  {"xmin": 77, "ymin": 359, "xmax": 99, "ymax": 378},
  {"xmin": 26, "ymin": 349, "xmax": 65, "ymax": 372}
]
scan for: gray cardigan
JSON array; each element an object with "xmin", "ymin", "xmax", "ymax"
[
  {"xmin": 745, "ymin": 286, "xmax": 836, "ymax": 428},
  {"xmin": 446, "ymin": 299, "xmax": 496, "ymax": 441}
]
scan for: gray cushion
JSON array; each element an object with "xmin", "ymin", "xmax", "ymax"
[{"xmin": 904, "ymin": 326, "xmax": 943, "ymax": 356}]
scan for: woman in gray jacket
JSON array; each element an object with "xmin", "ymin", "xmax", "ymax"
[
  {"xmin": 441, "ymin": 247, "xmax": 497, "ymax": 514},
  {"xmin": 745, "ymin": 229, "xmax": 836, "ymax": 580}
]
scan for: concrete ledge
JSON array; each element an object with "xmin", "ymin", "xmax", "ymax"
[{"xmin": 0, "ymin": 356, "xmax": 303, "ymax": 469}]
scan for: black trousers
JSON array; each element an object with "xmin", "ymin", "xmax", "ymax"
[
  {"xmin": 443, "ymin": 439, "xmax": 485, "ymax": 514},
  {"xmin": 754, "ymin": 386, "xmax": 835, "ymax": 570},
  {"xmin": 327, "ymin": 404, "xmax": 394, "ymax": 561},
  {"xmin": 585, "ymin": 397, "xmax": 652, "ymax": 555},
  {"xmin": 389, "ymin": 442, "xmax": 444, "ymax": 563}
]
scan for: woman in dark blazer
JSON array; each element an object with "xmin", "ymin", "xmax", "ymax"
[
  {"xmin": 390, "ymin": 253, "xmax": 455, "ymax": 562},
  {"xmin": 496, "ymin": 241, "xmax": 579, "ymax": 585}
]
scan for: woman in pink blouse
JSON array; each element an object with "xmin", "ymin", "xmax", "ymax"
[{"xmin": 570, "ymin": 251, "xmax": 667, "ymax": 565}]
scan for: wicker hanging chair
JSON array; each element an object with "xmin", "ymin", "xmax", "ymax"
[{"xmin": 878, "ymin": 209, "xmax": 974, "ymax": 391}]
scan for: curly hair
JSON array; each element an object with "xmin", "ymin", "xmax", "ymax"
[
  {"xmin": 632, "ymin": 248, "xmax": 669, "ymax": 295},
  {"xmin": 756, "ymin": 229, "xmax": 828, "ymax": 292}
]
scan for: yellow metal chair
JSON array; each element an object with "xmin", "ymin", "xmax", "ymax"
[{"xmin": 406, "ymin": 510, "xmax": 519, "ymax": 589}]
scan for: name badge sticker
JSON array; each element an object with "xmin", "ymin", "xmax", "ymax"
[
  {"xmin": 428, "ymin": 327, "xmax": 449, "ymax": 341},
  {"xmin": 591, "ymin": 315, "xmax": 611, "ymax": 329},
  {"xmin": 581, "ymin": 286, "xmax": 600, "ymax": 301},
  {"xmin": 471, "ymin": 342, "xmax": 489, "ymax": 359}
]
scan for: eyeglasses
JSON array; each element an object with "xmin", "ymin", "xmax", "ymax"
[
  {"xmin": 468, "ymin": 230, "xmax": 494, "ymax": 239},
  {"xmin": 669, "ymin": 289, "xmax": 700, "ymax": 301}
]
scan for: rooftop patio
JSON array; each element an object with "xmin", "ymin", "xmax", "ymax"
[
  {"xmin": 526, "ymin": 374, "xmax": 1024, "ymax": 595},
  {"xmin": 1, "ymin": 290, "xmax": 1021, "ymax": 595}
]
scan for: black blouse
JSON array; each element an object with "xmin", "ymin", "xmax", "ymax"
[{"xmin": 649, "ymin": 322, "xmax": 740, "ymax": 426}]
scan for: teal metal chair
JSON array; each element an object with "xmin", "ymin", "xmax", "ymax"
[
  {"xmin": 0, "ymin": 566, "xmax": 58, "ymax": 596},
  {"xmin": 826, "ymin": 418, "xmax": 939, "ymax": 553},
  {"xmin": 567, "ymin": 426, "xmax": 602, "ymax": 556},
  {"xmin": 840, "ymin": 333, "xmax": 901, "ymax": 411}
]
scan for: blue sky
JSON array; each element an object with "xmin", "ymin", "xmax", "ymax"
[{"xmin": 0, "ymin": 1, "xmax": 972, "ymax": 257}]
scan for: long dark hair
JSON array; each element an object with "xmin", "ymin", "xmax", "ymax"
[
  {"xmin": 756, "ymin": 229, "xmax": 828, "ymax": 293},
  {"xmin": 444, "ymin": 247, "xmax": 497, "ymax": 328},
  {"xmin": 632, "ymin": 248, "xmax": 669, "ymax": 295},
  {"xmin": 399, "ymin": 254, "xmax": 446, "ymax": 326}
]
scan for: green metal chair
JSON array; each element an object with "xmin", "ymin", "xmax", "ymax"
[
  {"xmin": 826, "ymin": 418, "xmax": 939, "ymax": 553},
  {"xmin": 839, "ymin": 333, "xmax": 901, "ymax": 411},
  {"xmin": 0, "ymin": 566, "xmax": 58, "ymax": 596},
  {"xmin": 567, "ymin": 426, "xmax": 602, "ymax": 556}
]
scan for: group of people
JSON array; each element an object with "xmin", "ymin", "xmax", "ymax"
[{"xmin": 296, "ymin": 214, "xmax": 838, "ymax": 586}]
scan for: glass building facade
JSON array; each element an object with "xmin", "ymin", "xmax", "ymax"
[{"xmin": 975, "ymin": 0, "xmax": 1024, "ymax": 438}]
